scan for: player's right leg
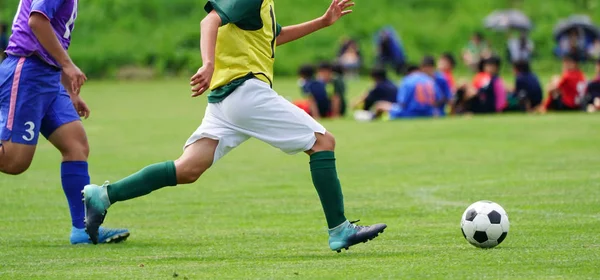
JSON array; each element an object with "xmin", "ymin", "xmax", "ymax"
[
  {"xmin": 0, "ymin": 140, "xmax": 36, "ymax": 175},
  {"xmin": 0, "ymin": 56, "xmax": 58, "ymax": 174},
  {"xmin": 83, "ymin": 139, "xmax": 217, "ymax": 244},
  {"xmin": 83, "ymin": 103, "xmax": 248, "ymax": 244}
]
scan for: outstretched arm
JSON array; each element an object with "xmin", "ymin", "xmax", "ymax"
[{"xmin": 277, "ymin": 0, "xmax": 354, "ymax": 46}]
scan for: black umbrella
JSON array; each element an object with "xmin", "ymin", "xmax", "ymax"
[
  {"xmin": 553, "ymin": 15, "xmax": 600, "ymax": 40},
  {"xmin": 484, "ymin": 9, "xmax": 532, "ymax": 31}
]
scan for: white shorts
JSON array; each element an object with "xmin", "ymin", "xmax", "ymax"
[{"xmin": 185, "ymin": 78, "xmax": 326, "ymax": 163}]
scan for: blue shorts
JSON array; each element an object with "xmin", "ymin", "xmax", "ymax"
[{"xmin": 0, "ymin": 55, "xmax": 80, "ymax": 145}]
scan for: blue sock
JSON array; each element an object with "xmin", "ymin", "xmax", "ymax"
[{"xmin": 61, "ymin": 161, "xmax": 89, "ymax": 229}]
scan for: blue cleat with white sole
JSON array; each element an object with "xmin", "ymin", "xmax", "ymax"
[
  {"xmin": 82, "ymin": 182, "xmax": 113, "ymax": 244},
  {"xmin": 70, "ymin": 226, "xmax": 130, "ymax": 244},
  {"xmin": 328, "ymin": 220, "xmax": 387, "ymax": 252}
]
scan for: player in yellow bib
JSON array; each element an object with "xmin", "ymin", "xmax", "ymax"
[{"xmin": 83, "ymin": 0, "xmax": 386, "ymax": 252}]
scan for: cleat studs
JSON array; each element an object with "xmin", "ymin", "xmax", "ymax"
[{"xmin": 336, "ymin": 250, "xmax": 341, "ymax": 253}]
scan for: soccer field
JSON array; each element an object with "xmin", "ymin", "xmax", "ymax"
[{"xmin": 0, "ymin": 79, "xmax": 599, "ymax": 279}]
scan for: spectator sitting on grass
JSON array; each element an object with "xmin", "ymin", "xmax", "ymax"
[
  {"xmin": 542, "ymin": 54, "xmax": 586, "ymax": 112},
  {"xmin": 459, "ymin": 56, "xmax": 507, "ymax": 114},
  {"xmin": 438, "ymin": 52, "xmax": 457, "ymax": 92},
  {"xmin": 317, "ymin": 62, "xmax": 347, "ymax": 118},
  {"xmin": 351, "ymin": 67, "xmax": 397, "ymax": 120},
  {"xmin": 582, "ymin": 59, "xmax": 600, "ymax": 112},
  {"xmin": 296, "ymin": 64, "xmax": 331, "ymax": 120},
  {"xmin": 332, "ymin": 63, "xmax": 348, "ymax": 117},
  {"xmin": 453, "ymin": 59, "xmax": 492, "ymax": 113},
  {"xmin": 388, "ymin": 65, "xmax": 440, "ymax": 119},
  {"xmin": 472, "ymin": 59, "xmax": 491, "ymax": 91},
  {"xmin": 505, "ymin": 61, "xmax": 543, "ymax": 113},
  {"xmin": 421, "ymin": 55, "xmax": 452, "ymax": 116}
]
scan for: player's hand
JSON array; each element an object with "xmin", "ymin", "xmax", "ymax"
[
  {"xmin": 190, "ymin": 64, "xmax": 214, "ymax": 97},
  {"xmin": 322, "ymin": 0, "xmax": 354, "ymax": 27},
  {"xmin": 62, "ymin": 63, "xmax": 87, "ymax": 95},
  {"xmin": 70, "ymin": 95, "xmax": 91, "ymax": 119}
]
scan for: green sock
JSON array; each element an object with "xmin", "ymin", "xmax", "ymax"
[
  {"xmin": 107, "ymin": 161, "xmax": 177, "ymax": 204},
  {"xmin": 310, "ymin": 151, "xmax": 347, "ymax": 229}
]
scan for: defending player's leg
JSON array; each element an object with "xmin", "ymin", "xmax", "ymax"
[
  {"xmin": 307, "ymin": 133, "xmax": 387, "ymax": 252},
  {"xmin": 44, "ymin": 94, "xmax": 130, "ymax": 244},
  {"xmin": 83, "ymin": 138, "xmax": 219, "ymax": 244},
  {"xmin": 0, "ymin": 56, "xmax": 56, "ymax": 175},
  {"xmin": 0, "ymin": 140, "xmax": 36, "ymax": 175}
]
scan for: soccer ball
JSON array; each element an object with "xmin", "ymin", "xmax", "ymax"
[{"xmin": 460, "ymin": 201, "xmax": 509, "ymax": 249}]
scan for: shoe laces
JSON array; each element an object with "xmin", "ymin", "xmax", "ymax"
[
  {"xmin": 101, "ymin": 181, "xmax": 110, "ymax": 188},
  {"xmin": 349, "ymin": 219, "xmax": 367, "ymax": 230}
]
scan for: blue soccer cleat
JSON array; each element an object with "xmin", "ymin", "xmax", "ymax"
[
  {"xmin": 70, "ymin": 226, "xmax": 130, "ymax": 245},
  {"xmin": 82, "ymin": 182, "xmax": 112, "ymax": 244},
  {"xmin": 328, "ymin": 220, "xmax": 387, "ymax": 252}
]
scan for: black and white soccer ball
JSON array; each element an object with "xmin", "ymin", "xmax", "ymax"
[{"xmin": 461, "ymin": 201, "xmax": 509, "ymax": 249}]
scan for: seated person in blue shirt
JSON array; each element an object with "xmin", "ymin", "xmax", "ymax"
[
  {"xmin": 506, "ymin": 61, "xmax": 543, "ymax": 112},
  {"xmin": 317, "ymin": 62, "xmax": 347, "ymax": 118},
  {"xmin": 420, "ymin": 56, "xmax": 452, "ymax": 116},
  {"xmin": 352, "ymin": 67, "xmax": 397, "ymax": 119},
  {"xmin": 389, "ymin": 65, "xmax": 441, "ymax": 119},
  {"xmin": 297, "ymin": 64, "xmax": 331, "ymax": 119}
]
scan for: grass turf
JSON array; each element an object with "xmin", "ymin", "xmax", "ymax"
[{"xmin": 0, "ymin": 78, "xmax": 599, "ymax": 279}]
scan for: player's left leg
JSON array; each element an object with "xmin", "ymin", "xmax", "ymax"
[
  {"xmin": 42, "ymin": 90, "xmax": 129, "ymax": 244},
  {"xmin": 221, "ymin": 79, "xmax": 387, "ymax": 252},
  {"xmin": 306, "ymin": 133, "xmax": 387, "ymax": 252}
]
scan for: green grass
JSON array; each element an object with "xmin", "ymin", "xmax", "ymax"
[{"xmin": 1, "ymin": 78, "xmax": 599, "ymax": 279}]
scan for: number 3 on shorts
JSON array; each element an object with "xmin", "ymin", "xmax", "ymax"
[{"xmin": 22, "ymin": 121, "xmax": 35, "ymax": 142}]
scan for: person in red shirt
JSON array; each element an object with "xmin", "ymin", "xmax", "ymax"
[
  {"xmin": 438, "ymin": 52, "xmax": 456, "ymax": 91},
  {"xmin": 543, "ymin": 54, "xmax": 586, "ymax": 111},
  {"xmin": 472, "ymin": 59, "xmax": 491, "ymax": 90}
]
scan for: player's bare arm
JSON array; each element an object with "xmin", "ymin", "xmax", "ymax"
[
  {"xmin": 68, "ymin": 88, "xmax": 91, "ymax": 119},
  {"xmin": 29, "ymin": 13, "xmax": 86, "ymax": 94},
  {"xmin": 59, "ymin": 73, "xmax": 91, "ymax": 119},
  {"xmin": 277, "ymin": 0, "xmax": 354, "ymax": 46},
  {"xmin": 190, "ymin": 10, "xmax": 221, "ymax": 97}
]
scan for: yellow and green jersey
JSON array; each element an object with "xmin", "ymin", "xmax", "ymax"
[{"xmin": 204, "ymin": 0, "xmax": 282, "ymax": 103}]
